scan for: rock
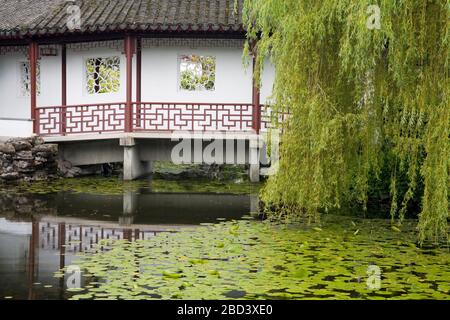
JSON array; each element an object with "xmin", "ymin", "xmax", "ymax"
[
  {"xmin": 34, "ymin": 157, "xmax": 48, "ymax": 168},
  {"xmin": 31, "ymin": 136, "xmax": 45, "ymax": 146},
  {"xmin": 15, "ymin": 160, "xmax": 35, "ymax": 173},
  {"xmin": 3, "ymin": 165, "xmax": 14, "ymax": 173},
  {"xmin": 0, "ymin": 172, "xmax": 21, "ymax": 181},
  {"xmin": 9, "ymin": 140, "xmax": 32, "ymax": 152},
  {"xmin": 65, "ymin": 166, "xmax": 82, "ymax": 178},
  {"xmin": 15, "ymin": 204, "xmax": 33, "ymax": 214},
  {"xmin": 0, "ymin": 138, "xmax": 59, "ymax": 182},
  {"xmin": 32, "ymin": 144, "xmax": 57, "ymax": 155},
  {"xmin": 0, "ymin": 153, "xmax": 13, "ymax": 164},
  {"xmin": 32, "ymin": 170, "xmax": 49, "ymax": 181},
  {"xmin": 14, "ymin": 151, "xmax": 33, "ymax": 161},
  {"xmin": 57, "ymin": 159, "xmax": 72, "ymax": 175},
  {"xmin": 0, "ymin": 143, "xmax": 15, "ymax": 154}
]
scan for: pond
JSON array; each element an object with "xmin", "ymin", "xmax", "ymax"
[{"xmin": 0, "ymin": 177, "xmax": 449, "ymax": 300}]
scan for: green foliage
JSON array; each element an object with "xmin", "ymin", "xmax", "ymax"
[{"xmin": 242, "ymin": 0, "xmax": 449, "ymax": 243}]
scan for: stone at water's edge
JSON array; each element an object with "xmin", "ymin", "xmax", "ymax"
[
  {"xmin": 0, "ymin": 143, "xmax": 15, "ymax": 155},
  {"xmin": 0, "ymin": 137, "xmax": 58, "ymax": 182}
]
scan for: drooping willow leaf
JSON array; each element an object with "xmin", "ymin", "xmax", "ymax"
[{"xmin": 241, "ymin": 0, "xmax": 449, "ymax": 243}]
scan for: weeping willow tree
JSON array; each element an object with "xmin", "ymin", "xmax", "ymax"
[{"xmin": 241, "ymin": 0, "xmax": 449, "ymax": 243}]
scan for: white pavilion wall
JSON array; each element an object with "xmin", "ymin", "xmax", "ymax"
[
  {"xmin": 65, "ymin": 42, "xmax": 128, "ymax": 105},
  {"xmin": 140, "ymin": 38, "xmax": 274, "ymax": 104},
  {"xmin": 0, "ymin": 39, "xmax": 275, "ymax": 137},
  {"xmin": 0, "ymin": 46, "xmax": 62, "ymax": 137},
  {"xmin": 140, "ymin": 40, "xmax": 252, "ymax": 103},
  {"xmin": 0, "ymin": 49, "xmax": 31, "ymax": 137}
]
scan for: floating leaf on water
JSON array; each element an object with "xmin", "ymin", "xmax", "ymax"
[
  {"xmin": 162, "ymin": 271, "xmax": 183, "ymax": 279},
  {"xmin": 189, "ymin": 259, "xmax": 208, "ymax": 265},
  {"xmin": 66, "ymin": 287, "xmax": 85, "ymax": 292},
  {"xmin": 391, "ymin": 226, "xmax": 401, "ymax": 232},
  {"xmin": 207, "ymin": 270, "xmax": 220, "ymax": 276},
  {"xmin": 292, "ymin": 268, "xmax": 309, "ymax": 279}
]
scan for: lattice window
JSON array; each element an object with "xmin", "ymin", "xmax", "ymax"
[
  {"xmin": 179, "ymin": 55, "xmax": 216, "ymax": 91},
  {"xmin": 20, "ymin": 61, "xmax": 40, "ymax": 96},
  {"xmin": 86, "ymin": 56, "xmax": 120, "ymax": 94}
]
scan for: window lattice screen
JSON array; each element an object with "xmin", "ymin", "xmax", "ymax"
[
  {"xmin": 179, "ymin": 55, "xmax": 216, "ymax": 91},
  {"xmin": 86, "ymin": 56, "xmax": 120, "ymax": 94}
]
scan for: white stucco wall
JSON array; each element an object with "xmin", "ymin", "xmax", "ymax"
[
  {"xmin": 66, "ymin": 46, "xmax": 129, "ymax": 105},
  {"xmin": 0, "ymin": 40, "xmax": 275, "ymax": 137},
  {"xmin": 261, "ymin": 60, "xmax": 275, "ymax": 104},
  {"xmin": 141, "ymin": 46, "xmax": 253, "ymax": 103},
  {"xmin": 0, "ymin": 51, "xmax": 30, "ymax": 120},
  {"xmin": 0, "ymin": 48, "xmax": 62, "ymax": 136}
]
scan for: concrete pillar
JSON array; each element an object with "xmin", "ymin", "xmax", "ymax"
[
  {"xmin": 249, "ymin": 137, "xmax": 260, "ymax": 182},
  {"xmin": 250, "ymin": 194, "xmax": 260, "ymax": 215},
  {"xmin": 123, "ymin": 190, "xmax": 137, "ymax": 215},
  {"xmin": 120, "ymin": 137, "xmax": 152, "ymax": 180}
]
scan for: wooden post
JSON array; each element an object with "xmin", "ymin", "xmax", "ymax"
[
  {"xmin": 124, "ymin": 35, "xmax": 135, "ymax": 132},
  {"xmin": 29, "ymin": 42, "xmax": 38, "ymax": 134},
  {"xmin": 252, "ymin": 45, "xmax": 261, "ymax": 134},
  {"xmin": 27, "ymin": 217, "xmax": 39, "ymax": 300},
  {"xmin": 61, "ymin": 44, "xmax": 67, "ymax": 135},
  {"xmin": 136, "ymin": 37, "xmax": 142, "ymax": 127}
]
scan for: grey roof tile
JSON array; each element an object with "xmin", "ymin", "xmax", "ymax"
[{"xmin": 0, "ymin": 0, "xmax": 244, "ymax": 38}]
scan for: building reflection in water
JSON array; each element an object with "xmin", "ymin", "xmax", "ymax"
[{"xmin": 0, "ymin": 190, "xmax": 258, "ymax": 299}]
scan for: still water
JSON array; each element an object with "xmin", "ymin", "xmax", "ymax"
[
  {"xmin": 0, "ymin": 177, "xmax": 258, "ymax": 300},
  {"xmin": 0, "ymin": 177, "xmax": 449, "ymax": 300}
]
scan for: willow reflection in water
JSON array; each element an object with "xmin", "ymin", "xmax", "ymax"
[{"xmin": 0, "ymin": 189, "xmax": 257, "ymax": 300}]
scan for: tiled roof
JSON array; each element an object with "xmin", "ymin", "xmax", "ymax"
[{"xmin": 0, "ymin": 0, "xmax": 244, "ymax": 39}]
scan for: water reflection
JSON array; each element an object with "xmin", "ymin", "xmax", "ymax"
[{"xmin": 0, "ymin": 187, "xmax": 258, "ymax": 300}]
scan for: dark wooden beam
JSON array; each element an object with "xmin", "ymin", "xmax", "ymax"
[
  {"xmin": 28, "ymin": 42, "xmax": 38, "ymax": 134},
  {"xmin": 124, "ymin": 35, "xmax": 135, "ymax": 133},
  {"xmin": 136, "ymin": 37, "xmax": 142, "ymax": 127},
  {"xmin": 252, "ymin": 45, "xmax": 261, "ymax": 134},
  {"xmin": 61, "ymin": 44, "xmax": 67, "ymax": 135}
]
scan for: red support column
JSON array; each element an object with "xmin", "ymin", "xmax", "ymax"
[
  {"xmin": 27, "ymin": 217, "xmax": 39, "ymax": 300},
  {"xmin": 252, "ymin": 48, "xmax": 261, "ymax": 134},
  {"xmin": 136, "ymin": 37, "xmax": 142, "ymax": 127},
  {"xmin": 61, "ymin": 44, "xmax": 67, "ymax": 135},
  {"xmin": 58, "ymin": 222, "xmax": 66, "ymax": 298},
  {"xmin": 124, "ymin": 35, "xmax": 135, "ymax": 132},
  {"xmin": 29, "ymin": 42, "xmax": 39, "ymax": 134}
]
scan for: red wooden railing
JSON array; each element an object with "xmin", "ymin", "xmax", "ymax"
[
  {"xmin": 133, "ymin": 102, "xmax": 254, "ymax": 132},
  {"xmin": 36, "ymin": 102, "xmax": 279, "ymax": 136},
  {"xmin": 36, "ymin": 102, "xmax": 127, "ymax": 136}
]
